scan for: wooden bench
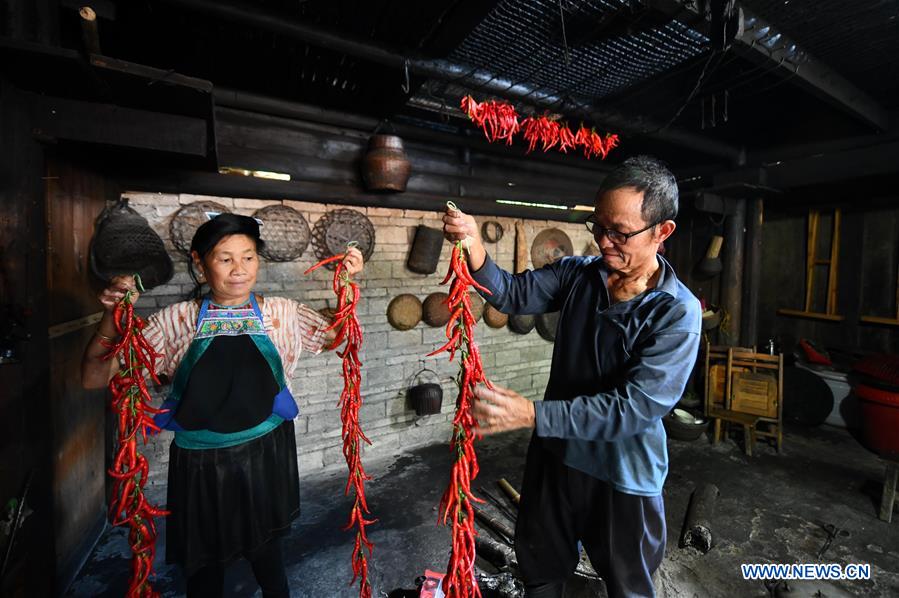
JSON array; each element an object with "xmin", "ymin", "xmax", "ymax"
[{"xmin": 708, "ymin": 407, "xmax": 759, "ymax": 456}]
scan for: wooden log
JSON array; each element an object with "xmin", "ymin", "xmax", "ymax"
[
  {"xmin": 214, "ymin": 135, "xmax": 594, "ymax": 205},
  {"xmin": 117, "ymin": 168, "xmax": 586, "ymax": 222},
  {"xmin": 214, "ymin": 106, "xmax": 603, "ymax": 192},
  {"xmin": 680, "ymin": 483, "xmax": 720, "ymax": 553},
  {"xmin": 474, "ymin": 507, "xmax": 515, "ymax": 543},
  {"xmin": 498, "ymin": 478, "xmax": 521, "ymax": 506},
  {"xmin": 79, "ymin": 7, "xmax": 102, "ymax": 56},
  {"xmin": 475, "ymin": 535, "xmax": 517, "ymax": 570},
  {"xmin": 514, "ymin": 224, "xmax": 528, "ymax": 273}
]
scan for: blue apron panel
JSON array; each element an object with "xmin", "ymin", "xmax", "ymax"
[{"xmin": 151, "ymin": 293, "xmax": 300, "ymax": 445}]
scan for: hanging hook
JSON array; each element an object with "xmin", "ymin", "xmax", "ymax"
[{"xmin": 401, "ymin": 58, "xmax": 411, "ymax": 94}]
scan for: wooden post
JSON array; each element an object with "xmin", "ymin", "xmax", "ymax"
[
  {"xmin": 804, "ymin": 210, "xmax": 818, "ymax": 312},
  {"xmin": 79, "ymin": 6, "xmax": 101, "ymax": 56},
  {"xmin": 741, "ymin": 198, "xmax": 763, "ymax": 347},
  {"xmin": 515, "ymin": 222, "xmax": 528, "ymax": 273},
  {"xmin": 827, "ymin": 209, "xmax": 841, "ymax": 315},
  {"xmin": 721, "ymin": 199, "xmax": 746, "ymax": 345}
]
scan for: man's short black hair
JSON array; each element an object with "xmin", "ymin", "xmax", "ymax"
[{"xmin": 597, "ymin": 155, "xmax": 679, "ymax": 224}]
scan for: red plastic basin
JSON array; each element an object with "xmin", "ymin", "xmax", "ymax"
[{"xmin": 856, "ymin": 383, "xmax": 899, "ymax": 455}]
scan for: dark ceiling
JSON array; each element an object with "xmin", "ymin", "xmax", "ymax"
[
  {"xmin": 26, "ymin": 0, "xmax": 899, "ymax": 173},
  {"xmin": 742, "ymin": 0, "xmax": 899, "ymax": 108}
]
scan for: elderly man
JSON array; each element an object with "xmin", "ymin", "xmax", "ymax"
[{"xmin": 442, "ymin": 156, "xmax": 701, "ymax": 598}]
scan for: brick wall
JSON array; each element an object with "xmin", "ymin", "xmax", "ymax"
[{"xmin": 122, "ymin": 192, "xmax": 597, "ymax": 480}]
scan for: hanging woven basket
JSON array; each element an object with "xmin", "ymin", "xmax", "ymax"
[
  {"xmin": 387, "ymin": 294, "xmax": 422, "ymax": 330},
  {"xmin": 422, "ymin": 292, "xmax": 451, "ymax": 327},
  {"xmin": 508, "ymin": 314, "xmax": 535, "ymax": 334},
  {"xmin": 536, "ymin": 312, "xmax": 560, "ymax": 342},
  {"xmin": 483, "ymin": 304, "xmax": 508, "ymax": 329},
  {"xmin": 406, "ymin": 225, "xmax": 444, "ymax": 274},
  {"xmin": 311, "ymin": 209, "xmax": 376, "ymax": 269},
  {"xmin": 90, "ymin": 199, "xmax": 173, "ymax": 291},
  {"xmin": 253, "ymin": 204, "xmax": 310, "ymax": 262},
  {"xmin": 469, "ymin": 293, "xmax": 485, "ymax": 323},
  {"xmin": 170, "ymin": 200, "xmax": 231, "ymax": 254}
]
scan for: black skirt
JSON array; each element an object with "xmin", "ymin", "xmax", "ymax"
[{"xmin": 165, "ymin": 420, "xmax": 300, "ymax": 575}]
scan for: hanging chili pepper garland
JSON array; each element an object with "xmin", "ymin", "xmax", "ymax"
[
  {"xmin": 460, "ymin": 96, "xmax": 619, "ymax": 160},
  {"xmin": 428, "ymin": 202, "xmax": 494, "ymax": 598},
  {"xmin": 574, "ymin": 125, "xmax": 619, "ymax": 160},
  {"xmin": 520, "ymin": 115, "xmax": 561, "ymax": 153},
  {"xmin": 304, "ymin": 243, "xmax": 376, "ymax": 598},
  {"xmin": 101, "ymin": 274, "xmax": 169, "ymax": 598},
  {"xmin": 557, "ymin": 124, "xmax": 577, "ymax": 154},
  {"xmin": 461, "ymin": 96, "xmax": 520, "ymax": 145}
]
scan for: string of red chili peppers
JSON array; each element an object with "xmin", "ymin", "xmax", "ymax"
[
  {"xmin": 101, "ymin": 275, "xmax": 169, "ymax": 598},
  {"xmin": 462, "ymin": 96, "xmax": 619, "ymax": 160},
  {"xmin": 304, "ymin": 243, "xmax": 376, "ymax": 598},
  {"xmin": 428, "ymin": 202, "xmax": 494, "ymax": 598}
]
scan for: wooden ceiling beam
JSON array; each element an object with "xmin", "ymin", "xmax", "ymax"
[{"xmin": 656, "ymin": 0, "xmax": 890, "ymax": 131}]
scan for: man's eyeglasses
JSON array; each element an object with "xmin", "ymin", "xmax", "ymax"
[{"xmin": 585, "ymin": 217, "xmax": 658, "ymax": 245}]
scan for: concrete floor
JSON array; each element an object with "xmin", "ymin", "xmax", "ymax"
[{"xmin": 68, "ymin": 424, "xmax": 899, "ymax": 597}]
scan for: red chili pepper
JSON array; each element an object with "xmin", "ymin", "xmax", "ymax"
[
  {"xmin": 429, "ymin": 231, "xmax": 491, "ymax": 598},
  {"xmin": 304, "ymin": 252, "xmax": 376, "ymax": 598},
  {"xmin": 304, "ymin": 253, "xmax": 345, "ymax": 275},
  {"xmin": 105, "ymin": 287, "xmax": 167, "ymax": 597}
]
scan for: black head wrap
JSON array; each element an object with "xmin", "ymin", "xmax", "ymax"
[{"xmin": 188, "ymin": 213, "xmax": 264, "ymax": 298}]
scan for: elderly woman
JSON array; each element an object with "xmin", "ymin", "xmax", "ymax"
[{"xmin": 82, "ymin": 213, "xmax": 363, "ymax": 597}]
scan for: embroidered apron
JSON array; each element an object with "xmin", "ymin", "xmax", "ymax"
[{"xmin": 154, "ymin": 293, "xmax": 298, "ymax": 449}]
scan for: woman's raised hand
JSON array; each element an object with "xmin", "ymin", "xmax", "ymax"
[
  {"xmin": 98, "ymin": 275, "xmax": 139, "ymax": 313},
  {"xmin": 342, "ymin": 246, "xmax": 364, "ymax": 277}
]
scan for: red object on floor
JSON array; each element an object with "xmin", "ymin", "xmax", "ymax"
[
  {"xmin": 856, "ymin": 383, "xmax": 899, "ymax": 454},
  {"xmin": 853, "ymin": 354, "xmax": 899, "ymax": 391}
]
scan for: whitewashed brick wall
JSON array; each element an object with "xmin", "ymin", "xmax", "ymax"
[{"xmin": 121, "ymin": 192, "xmax": 597, "ymax": 479}]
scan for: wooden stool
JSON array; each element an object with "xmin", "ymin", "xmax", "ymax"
[
  {"xmin": 879, "ymin": 454, "xmax": 899, "ymax": 523},
  {"xmin": 709, "ymin": 407, "xmax": 759, "ymax": 456}
]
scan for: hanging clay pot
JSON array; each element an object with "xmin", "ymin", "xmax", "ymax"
[{"xmin": 361, "ymin": 134, "xmax": 412, "ymax": 192}]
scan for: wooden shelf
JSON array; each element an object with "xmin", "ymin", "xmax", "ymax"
[
  {"xmin": 860, "ymin": 315, "xmax": 899, "ymax": 326},
  {"xmin": 777, "ymin": 308, "xmax": 845, "ymax": 322}
]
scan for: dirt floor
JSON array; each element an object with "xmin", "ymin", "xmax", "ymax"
[{"xmin": 68, "ymin": 423, "xmax": 899, "ymax": 597}]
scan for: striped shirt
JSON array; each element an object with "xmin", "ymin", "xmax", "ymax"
[{"xmin": 141, "ymin": 296, "xmax": 329, "ymax": 392}]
